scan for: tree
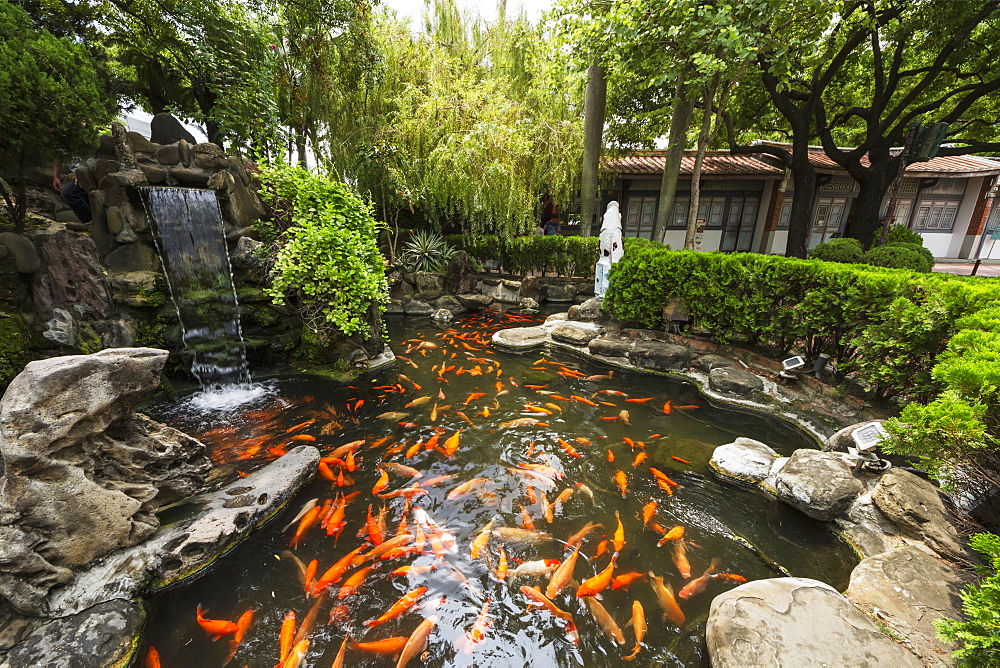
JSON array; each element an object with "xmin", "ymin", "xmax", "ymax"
[
  {"xmin": 0, "ymin": 0, "xmax": 116, "ymax": 231},
  {"xmin": 579, "ymin": 63, "xmax": 606, "ymax": 237}
]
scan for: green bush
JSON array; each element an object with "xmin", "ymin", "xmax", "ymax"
[
  {"xmin": 604, "ymin": 244, "xmax": 1000, "ymax": 501},
  {"xmin": 809, "ymin": 238, "xmax": 864, "ymax": 263},
  {"xmin": 862, "ymin": 244, "xmax": 931, "ymax": 272},
  {"xmin": 258, "ymin": 163, "xmax": 388, "ymax": 337},
  {"xmin": 447, "ymin": 234, "xmax": 600, "ymax": 277},
  {"xmin": 401, "ymin": 230, "xmax": 455, "ymax": 273},
  {"xmin": 887, "ymin": 224, "xmax": 925, "ymax": 246},
  {"xmin": 936, "ymin": 532, "xmax": 1000, "ymax": 666},
  {"xmin": 885, "ymin": 241, "xmax": 935, "ymax": 273}
]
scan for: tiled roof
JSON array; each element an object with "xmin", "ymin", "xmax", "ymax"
[
  {"xmin": 605, "ymin": 152, "xmax": 783, "ymax": 176},
  {"xmin": 806, "ymin": 152, "xmax": 1000, "ymax": 176}
]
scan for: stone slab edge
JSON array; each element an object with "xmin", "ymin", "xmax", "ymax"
[{"xmin": 491, "ymin": 318, "xmax": 829, "ymax": 446}]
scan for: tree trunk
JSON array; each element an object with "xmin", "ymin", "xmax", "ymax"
[
  {"xmin": 579, "ymin": 63, "xmax": 606, "ymax": 238},
  {"xmin": 846, "ymin": 165, "xmax": 896, "ymax": 249},
  {"xmin": 294, "ymin": 127, "xmax": 308, "ymax": 169},
  {"xmin": 653, "ymin": 84, "xmax": 693, "ymax": 244},
  {"xmin": 684, "ymin": 82, "xmax": 719, "ymax": 249}
]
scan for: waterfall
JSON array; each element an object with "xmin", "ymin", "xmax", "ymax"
[{"xmin": 141, "ymin": 187, "xmax": 251, "ymax": 390}]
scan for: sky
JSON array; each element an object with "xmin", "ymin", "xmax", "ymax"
[{"xmin": 380, "ymin": 0, "xmax": 554, "ymax": 26}]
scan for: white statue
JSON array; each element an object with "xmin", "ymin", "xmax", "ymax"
[{"xmin": 595, "ymin": 201, "xmax": 623, "ymax": 298}]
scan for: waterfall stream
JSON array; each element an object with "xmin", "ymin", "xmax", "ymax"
[{"xmin": 141, "ymin": 187, "xmax": 251, "ymax": 391}]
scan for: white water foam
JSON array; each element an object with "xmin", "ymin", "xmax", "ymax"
[{"xmin": 184, "ymin": 382, "xmax": 275, "ymax": 412}]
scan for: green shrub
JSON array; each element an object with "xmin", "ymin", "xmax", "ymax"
[
  {"xmin": 258, "ymin": 163, "xmax": 388, "ymax": 337},
  {"xmin": 884, "ymin": 241, "xmax": 935, "ymax": 272},
  {"xmin": 809, "ymin": 237, "xmax": 864, "ymax": 263},
  {"xmin": 401, "ymin": 230, "xmax": 456, "ymax": 273},
  {"xmin": 936, "ymin": 532, "xmax": 1000, "ymax": 666},
  {"xmin": 447, "ymin": 234, "xmax": 600, "ymax": 277},
  {"xmin": 862, "ymin": 244, "xmax": 931, "ymax": 272},
  {"xmin": 887, "ymin": 224, "xmax": 925, "ymax": 246}
]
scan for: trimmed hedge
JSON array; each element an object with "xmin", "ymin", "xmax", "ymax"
[
  {"xmin": 863, "ymin": 243, "xmax": 932, "ymax": 272},
  {"xmin": 447, "ymin": 234, "xmax": 603, "ymax": 277},
  {"xmin": 809, "ymin": 238, "xmax": 864, "ymax": 264},
  {"xmin": 605, "ymin": 246, "xmax": 1000, "ymax": 510}
]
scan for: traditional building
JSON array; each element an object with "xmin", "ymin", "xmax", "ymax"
[{"xmin": 584, "ymin": 146, "xmax": 1000, "ymax": 259}]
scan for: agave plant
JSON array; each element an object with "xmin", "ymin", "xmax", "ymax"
[{"xmin": 401, "ymin": 229, "xmax": 456, "ymax": 273}]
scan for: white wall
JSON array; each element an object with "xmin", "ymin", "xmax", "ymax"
[
  {"xmin": 752, "ymin": 181, "xmax": 774, "ymax": 252},
  {"xmin": 948, "ymin": 176, "xmax": 982, "ymax": 258},
  {"xmin": 662, "ymin": 230, "xmax": 686, "ymax": 250},
  {"xmin": 765, "ymin": 230, "xmax": 788, "ymax": 255}
]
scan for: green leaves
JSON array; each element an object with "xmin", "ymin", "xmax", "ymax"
[
  {"xmin": 259, "ymin": 163, "xmax": 388, "ymax": 337},
  {"xmin": 935, "ymin": 532, "xmax": 1000, "ymax": 668}
]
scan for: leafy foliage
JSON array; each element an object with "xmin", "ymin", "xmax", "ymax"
[
  {"xmin": 401, "ymin": 230, "xmax": 455, "ymax": 274},
  {"xmin": 0, "ymin": 0, "xmax": 116, "ymax": 229},
  {"xmin": 809, "ymin": 238, "xmax": 864, "ymax": 264},
  {"xmin": 258, "ymin": 163, "xmax": 388, "ymax": 337},
  {"xmin": 863, "ymin": 244, "xmax": 932, "ymax": 273},
  {"xmin": 447, "ymin": 234, "xmax": 600, "ymax": 278},
  {"xmin": 886, "ymin": 225, "xmax": 925, "ymax": 246},
  {"xmin": 936, "ymin": 532, "xmax": 1000, "ymax": 666}
]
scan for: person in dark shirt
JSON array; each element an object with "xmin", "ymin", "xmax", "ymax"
[
  {"xmin": 543, "ymin": 216, "xmax": 561, "ymax": 236},
  {"xmin": 52, "ymin": 160, "xmax": 92, "ymax": 223}
]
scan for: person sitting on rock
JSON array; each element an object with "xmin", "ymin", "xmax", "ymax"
[{"xmin": 52, "ymin": 160, "xmax": 92, "ymax": 224}]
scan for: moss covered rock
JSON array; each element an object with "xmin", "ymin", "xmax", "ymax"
[{"xmin": 0, "ymin": 313, "xmax": 32, "ymax": 386}]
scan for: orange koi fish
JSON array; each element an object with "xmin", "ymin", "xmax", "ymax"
[
  {"xmin": 662, "ymin": 400, "xmax": 672, "ymax": 414},
  {"xmin": 649, "ymin": 572, "xmax": 685, "ymax": 626},
  {"xmin": 599, "ymin": 416, "xmax": 620, "ymax": 421},
  {"xmin": 524, "ymin": 405, "xmax": 553, "ymax": 415},
  {"xmin": 612, "ymin": 511, "xmax": 625, "ymax": 553},
  {"xmin": 279, "ymin": 639, "xmax": 308, "ymax": 668},
  {"xmin": 366, "ymin": 505, "xmax": 385, "ymax": 546},
  {"xmin": 607, "ymin": 449, "xmax": 615, "ymax": 463},
  {"xmin": 390, "ymin": 564, "xmax": 437, "ymax": 578},
  {"xmin": 289, "ymin": 505, "xmax": 322, "ymax": 549},
  {"xmin": 615, "ymin": 470, "xmax": 628, "ymax": 497},
  {"xmin": 424, "ymin": 430, "xmax": 443, "ymax": 451},
  {"xmin": 611, "ymin": 572, "xmax": 646, "ymax": 590},
  {"xmin": 590, "ymin": 539, "xmax": 609, "ymax": 561},
  {"xmin": 565, "ymin": 522, "xmax": 602, "ymax": 551},
  {"xmin": 337, "ymin": 564, "xmax": 377, "ymax": 599},
  {"xmin": 625, "ymin": 397, "xmax": 654, "ymax": 403},
  {"xmin": 446, "ymin": 477, "xmax": 491, "ymax": 500},
  {"xmin": 357, "ymin": 534, "xmax": 412, "ymax": 564},
  {"xmin": 471, "ymin": 519, "xmax": 495, "ymax": 559},
  {"xmin": 345, "ymin": 450, "xmax": 357, "ymax": 472},
  {"xmin": 366, "ymin": 587, "xmax": 428, "ymax": 628},
  {"xmin": 463, "ymin": 392, "xmax": 486, "ymax": 405},
  {"xmin": 546, "ymin": 545, "xmax": 580, "ymax": 598},
  {"xmin": 632, "ymin": 452, "xmax": 647, "ymax": 467},
  {"xmin": 676, "ymin": 405, "xmax": 700, "ymax": 410},
  {"xmin": 377, "ymin": 485, "xmax": 427, "ymax": 500},
  {"xmin": 671, "ymin": 456, "xmax": 693, "ymax": 464},
  {"xmin": 312, "ymin": 544, "xmax": 370, "ymax": 594},
  {"xmin": 623, "ymin": 600, "xmax": 646, "ymax": 661},
  {"xmin": 495, "ymin": 547, "xmax": 509, "ymax": 580},
  {"xmin": 145, "ymin": 647, "xmax": 160, "ymax": 668},
  {"xmin": 289, "ymin": 434, "xmax": 316, "ymax": 442},
  {"xmin": 622, "ymin": 437, "xmax": 636, "ymax": 448},
  {"xmin": 713, "ymin": 572, "xmax": 748, "ymax": 583},
  {"xmin": 571, "ymin": 395, "xmax": 598, "ymax": 407},
  {"xmin": 553, "ymin": 488, "xmax": 574, "ymax": 506},
  {"xmin": 498, "ymin": 418, "xmax": 548, "ymax": 428},
  {"xmin": 285, "ymin": 419, "xmax": 315, "ymax": 433},
  {"xmin": 577, "ymin": 555, "xmax": 617, "ymax": 597},
  {"xmin": 277, "ymin": 610, "xmax": 296, "ymax": 663},
  {"xmin": 443, "ymin": 429, "xmax": 463, "ymax": 456},
  {"xmin": 404, "ymin": 396, "xmax": 432, "ymax": 408},
  {"xmin": 650, "ymin": 467, "xmax": 681, "ymax": 488},
  {"xmin": 350, "ymin": 636, "xmax": 409, "ymax": 655},
  {"xmin": 524, "ymin": 384, "xmax": 548, "ymax": 390},
  {"xmin": 397, "ymin": 616, "xmax": 438, "ymax": 668},
  {"xmin": 521, "ymin": 586, "xmax": 573, "ymax": 622},
  {"xmin": 598, "ymin": 390, "xmax": 628, "ymax": 396},
  {"xmin": 584, "ymin": 596, "xmax": 626, "ymax": 645},
  {"xmin": 460, "ymin": 597, "xmax": 492, "ymax": 654},
  {"xmin": 672, "ymin": 540, "xmax": 692, "ymax": 578},
  {"xmin": 679, "ymin": 558, "xmax": 722, "ymax": 599},
  {"xmin": 303, "ymin": 560, "xmax": 318, "ymax": 596},
  {"xmin": 657, "ymin": 525, "xmax": 685, "ymax": 546},
  {"xmin": 641, "ymin": 501, "xmax": 657, "ymax": 527},
  {"xmin": 372, "ymin": 470, "xmax": 390, "ymax": 495},
  {"xmin": 331, "ymin": 635, "xmax": 349, "ymax": 668},
  {"xmin": 558, "ymin": 439, "xmax": 581, "ymax": 458}
]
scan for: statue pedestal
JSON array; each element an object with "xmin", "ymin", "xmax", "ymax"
[{"xmin": 595, "ymin": 258, "xmax": 611, "ymax": 297}]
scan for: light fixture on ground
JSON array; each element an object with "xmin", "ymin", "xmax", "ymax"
[
  {"xmin": 847, "ymin": 422, "xmax": 892, "ymax": 473},
  {"xmin": 778, "ymin": 356, "xmax": 805, "ymax": 384}
]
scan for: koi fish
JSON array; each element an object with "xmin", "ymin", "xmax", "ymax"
[
  {"xmin": 672, "ymin": 540, "xmax": 692, "ymax": 578},
  {"xmin": 378, "ymin": 485, "xmax": 428, "ymax": 500},
  {"xmin": 546, "ymin": 545, "xmax": 580, "ymax": 598},
  {"xmin": 632, "ymin": 452, "xmax": 647, "ymax": 467},
  {"xmin": 657, "ymin": 525, "xmax": 685, "ymax": 546},
  {"xmin": 511, "ymin": 559, "xmax": 561, "ymax": 579},
  {"xmin": 350, "ymin": 636, "xmax": 409, "ymax": 655},
  {"xmin": 372, "ymin": 469, "xmax": 390, "ymax": 495},
  {"xmin": 283, "ymin": 499, "xmax": 319, "ymax": 531},
  {"xmin": 460, "ymin": 597, "xmax": 492, "ymax": 654},
  {"xmin": 498, "ymin": 418, "xmax": 548, "ymax": 428},
  {"xmin": 571, "ymin": 395, "xmax": 598, "ymax": 406},
  {"xmin": 524, "ymin": 384, "xmax": 548, "ymax": 390},
  {"xmin": 677, "ymin": 405, "xmax": 700, "ymax": 410},
  {"xmin": 463, "ymin": 392, "xmax": 486, "ymax": 405},
  {"xmin": 312, "ymin": 544, "xmax": 370, "ymax": 594},
  {"xmin": 493, "ymin": 527, "xmax": 553, "ymax": 545},
  {"xmin": 599, "ymin": 390, "xmax": 628, "ymax": 396},
  {"xmin": 662, "ymin": 400, "xmax": 672, "ymax": 414},
  {"xmin": 390, "ymin": 564, "xmax": 437, "ymax": 578},
  {"xmin": 303, "ymin": 560, "xmax": 318, "ymax": 596},
  {"xmin": 591, "ymin": 539, "xmax": 609, "ymax": 561},
  {"xmin": 679, "ymin": 558, "xmax": 722, "ymax": 599},
  {"xmin": 713, "ymin": 572, "xmax": 749, "ymax": 583},
  {"xmin": 545, "ymin": 402, "xmax": 563, "ymax": 413},
  {"xmin": 279, "ymin": 639, "xmax": 308, "ymax": 668},
  {"xmin": 331, "ymin": 635, "xmax": 349, "ymax": 668},
  {"xmin": 553, "ymin": 487, "xmax": 574, "ymax": 506},
  {"xmin": 285, "ymin": 419, "xmax": 315, "ymax": 433},
  {"xmin": 397, "ymin": 615, "xmax": 438, "ymax": 668},
  {"xmin": 575, "ymin": 482, "xmax": 595, "ymax": 501},
  {"xmin": 378, "ymin": 411, "xmax": 410, "ymax": 420},
  {"xmin": 471, "ymin": 519, "xmax": 495, "ymax": 559},
  {"xmin": 446, "ymin": 477, "xmax": 491, "ymax": 500},
  {"xmin": 584, "ymin": 596, "xmax": 626, "ymax": 645},
  {"xmin": 277, "ymin": 610, "xmax": 296, "ymax": 663},
  {"xmin": 671, "ymin": 456, "xmax": 693, "ymax": 464},
  {"xmin": 420, "ymin": 474, "xmax": 454, "ymax": 487},
  {"xmin": 380, "ymin": 462, "xmax": 423, "ymax": 479},
  {"xmin": 404, "ymin": 396, "xmax": 432, "ymax": 408},
  {"xmin": 625, "ymin": 397, "xmax": 654, "ymax": 403},
  {"xmin": 641, "ymin": 501, "xmax": 657, "ymax": 527},
  {"xmin": 650, "ymin": 467, "xmax": 681, "ymax": 488},
  {"xmin": 521, "ymin": 586, "xmax": 573, "ymax": 622},
  {"xmin": 607, "ymin": 448, "xmax": 615, "ymax": 463},
  {"xmin": 558, "ymin": 439, "xmax": 581, "ymax": 458},
  {"xmin": 289, "ymin": 505, "xmax": 322, "ymax": 549},
  {"xmin": 289, "ymin": 433, "xmax": 316, "ymax": 442},
  {"xmin": 577, "ymin": 555, "xmax": 616, "ymax": 597},
  {"xmin": 357, "ymin": 535, "xmax": 412, "ymax": 564},
  {"xmin": 443, "ymin": 429, "xmax": 463, "ymax": 456},
  {"xmin": 565, "ymin": 522, "xmax": 602, "ymax": 551},
  {"xmin": 619, "ymin": 409, "xmax": 631, "ymax": 425},
  {"xmin": 330, "ymin": 440, "xmax": 364, "ymax": 459},
  {"xmin": 365, "ymin": 586, "xmax": 428, "ymax": 628},
  {"xmin": 649, "ymin": 572, "xmax": 685, "ymax": 626},
  {"xmin": 145, "ymin": 647, "xmax": 160, "ymax": 668},
  {"xmin": 615, "ymin": 470, "xmax": 628, "ymax": 497},
  {"xmin": 495, "ymin": 547, "xmax": 509, "ymax": 580},
  {"xmin": 585, "ymin": 372, "xmax": 614, "ymax": 381},
  {"xmin": 524, "ymin": 404, "xmax": 553, "ymax": 415},
  {"xmin": 623, "ymin": 600, "xmax": 646, "ymax": 661},
  {"xmin": 612, "ymin": 572, "xmax": 646, "ymax": 590},
  {"xmin": 612, "ymin": 511, "xmax": 626, "ymax": 553}
]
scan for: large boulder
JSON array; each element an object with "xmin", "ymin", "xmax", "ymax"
[
  {"xmin": 434, "ymin": 295, "xmax": 467, "ymax": 316},
  {"xmin": 692, "ymin": 353, "xmax": 737, "ymax": 373},
  {"xmin": 567, "ymin": 297, "xmax": 603, "ymax": 323},
  {"xmin": 545, "ymin": 282, "xmax": 576, "ymax": 303},
  {"xmin": 709, "ymin": 366, "xmax": 765, "ymax": 396},
  {"xmin": 402, "ymin": 298, "xmax": 433, "ymax": 316},
  {"xmin": 588, "ymin": 336, "xmax": 632, "ymax": 358},
  {"xmin": 774, "ymin": 450, "xmax": 864, "ymax": 521},
  {"xmin": 847, "ymin": 546, "xmax": 973, "ymax": 666},
  {"xmin": 149, "ymin": 112, "xmax": 196, "ymax": 145},
  {"xmin": 103, "ymin": 243, "xmax": 161, "ymax": 275},
  {"xmin": 550, "ymin": 323, "xmax": 598, "ymax": 347},
  {"xmin": 824, "ymin": 420, "xmax": 888, "ymax": 452},
  {"xmin": 31, "ymin": 230, "xmax": 112, "ymax": 321},
  {"xmin": 519, "ymin": 275, "xmax": 545, "ymax": 301},
  {"xmin": 493, "ymin": 325, "xmax": 547, "ymax": 348},
  {"xmin": 455, "ymin": 293, "xmax": 493, "ymax": 311},
  {"xmin": 627, "ymin": 340, "xmax": 690, "ymax": 372},
  {"xmin": 710, "ymin": 437, "xmax": 780, "ymax": 487},
  {"xmin": 707, "ymin": 578, "xmax": 921, "ymax": 668},
  {"xmin": 871, "ymin": 468, "xmax": 967, "ymax": 560},
  {"xmin": 0, "ymin": 234, "xmax": 40, "ymax": 274},
  {"xmin": 0, "ymin": 349, "xmax": 211, "ymax": 615},
  {"xmin": 443, "ymin": 251, "xmax": 477, "ymax": 294},
  {"xmin": 414, "ymin": 272, "xmax": 444, "ymax": 301}
]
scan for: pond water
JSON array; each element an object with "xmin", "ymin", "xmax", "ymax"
[{"xmin": 141, "ymin": 306, "xmax": 857, "ymax": 667}]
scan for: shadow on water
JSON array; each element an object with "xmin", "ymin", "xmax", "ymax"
[{"xmin": 139, "ymin": 306, "xmax": 857, "ymax": 667}]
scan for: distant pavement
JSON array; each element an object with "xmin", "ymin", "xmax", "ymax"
[{"xmin": 933, "ymin": 260, "xmax": 1000, "ymax": 277}]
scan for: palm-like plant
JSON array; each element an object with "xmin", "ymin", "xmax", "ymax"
[{"xmin": 402, "ymin": 230, "xmax": 456, "ymax": 273}]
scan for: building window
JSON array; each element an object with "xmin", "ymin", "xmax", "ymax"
[
  {"xmin": 913, "ymin": 200, "xmax": 960, "ymax": 231},
  {"xmin": 921, "ymin": 179, "xmax": 967, "ymax": 196},
  {"xmin": 721, "ymin": 196, "xmax": 759, "ymax": 252},
  {"xmin": 807, "ymin": 197, "xmax": 848, "ymax": 250},
  {"xmin": 777, "ymin": 198, "xmax": 793, "ymax": 229},
  {"xmin": 624, "ymin": 196, "xmax": 658, "ymax": 239}
]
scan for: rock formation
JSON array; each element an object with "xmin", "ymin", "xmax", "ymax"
[{"xmin": 0, "ymin": 348, "xmax": 211, "ymax": 615}]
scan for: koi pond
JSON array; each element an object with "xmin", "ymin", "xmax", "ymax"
[{"xmin": 141, "ymin": 306, "xmax": 857, "ymax": 667}]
